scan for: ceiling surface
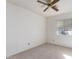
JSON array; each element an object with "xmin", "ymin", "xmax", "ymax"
[{"xmin": 7, "ymin": 0, "xmax": 72, "ymax": 17}]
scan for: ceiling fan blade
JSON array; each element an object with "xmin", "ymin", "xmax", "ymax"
[
  {"xmin": 51, "ymin": 0, "xmax": 59, "ymax": 5},
  {"xmin": 52, "ymin": 5, "xmax": 59, "ymax": 11},
  {"xmin": 37, "ymin": 0, "xmax": 48, "ymax": 5},
  {"xmin": 43, "ymin": 6, "xmax": 49, "ymax": 12},
  {"xmin": 48, "ymin": 0, "xmax": 52, "ymax": 3}
]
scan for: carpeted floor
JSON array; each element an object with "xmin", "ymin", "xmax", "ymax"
[{"xmin": 7, "ymin": 43, "xmax": 72, "ymax": 59}]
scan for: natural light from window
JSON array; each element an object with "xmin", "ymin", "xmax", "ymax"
[
  {"xmin": 63, "ymin": 54, "xmax": 72, "ymax": 59},
  {"xmin": 56, "ymin": 19, "xmax": 72, "ymax": 36}
]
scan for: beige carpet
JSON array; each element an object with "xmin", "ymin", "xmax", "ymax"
[{"xmin": 7, "ymin": 43, "xmax": 72, "ymax": 59}]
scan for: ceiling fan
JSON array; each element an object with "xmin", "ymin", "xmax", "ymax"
[{"xmin": 37, "ymin": 0, "xmax": 60, "ymax": 12}]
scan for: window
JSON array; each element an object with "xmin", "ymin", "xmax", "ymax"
[{"xmin": 57, "ymin": 19, "xmax": 72, "ymax": 36}]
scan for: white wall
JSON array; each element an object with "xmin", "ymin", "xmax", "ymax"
[
  {"xmin": 47, "ymin": 13, "xmax": 72, "ymax": 48},
  {"xmin": 6, "ymin": 1, "xmax": 72, "ymax": 57},
  {"xmin": 6, "ymin": 2, "xmax": 46, "ymax": 57}
]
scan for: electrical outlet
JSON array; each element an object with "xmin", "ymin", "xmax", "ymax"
[{"xmin": 28, "ymin": 42, "xmax": 30, "ymax": 46}]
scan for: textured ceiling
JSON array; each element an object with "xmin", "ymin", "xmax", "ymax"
[{"xmin": 7, "ymin": 0, "xmax": 72, "ymax": 17}]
